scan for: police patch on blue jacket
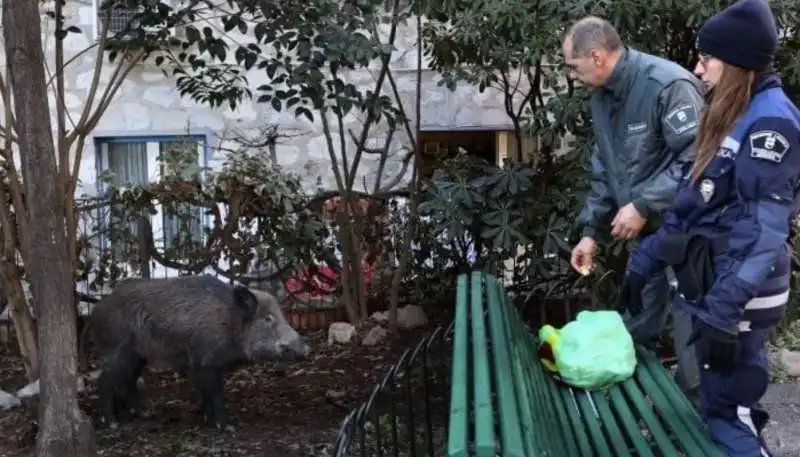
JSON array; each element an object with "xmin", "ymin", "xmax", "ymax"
[
  {"xmin": 664, "ymin": 103, "xmax": 699, "ymax": 135},
  {"xmin": 749, "ymin": 130, "xmax": 791, "ymax": 163}
]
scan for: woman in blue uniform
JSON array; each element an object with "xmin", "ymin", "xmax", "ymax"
[{"xmin": 616, "ymin": 0, "xmax": 800, "ymax": 456}]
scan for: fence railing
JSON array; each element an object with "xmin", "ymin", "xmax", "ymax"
[{"xmin": 332, "ymin": 322, "xmax": 454, "ymax": 457}]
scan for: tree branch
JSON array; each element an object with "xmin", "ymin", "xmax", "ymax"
[{"xmin": 0, "ymin": 69, "xmax": 18, "ymax": 143}]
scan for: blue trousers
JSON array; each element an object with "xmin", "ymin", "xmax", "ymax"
[
  {"xmin": 699, "ymin": 328, "xmax": 773, "ymax": 457},
  {"xmin": 623, "ymin": 267, "xmax": 700, "ymax": 393}
]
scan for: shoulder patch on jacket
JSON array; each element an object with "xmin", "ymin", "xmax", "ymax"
[
  {"xmin": 749, "ymin": 130, "xmax": 791, "ymax": 163},
  {"xmin": 664, "ymin": 104, "xmax": 698, "ymax": 135}
]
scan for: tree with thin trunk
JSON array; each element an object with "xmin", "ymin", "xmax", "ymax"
[
  {"xmin": 2, "ymin": 0, "xmax": 96, "ymax": 455},
  {"xmin": 0, "ymin": 0, "xmax": 166, "ymax": 384}
]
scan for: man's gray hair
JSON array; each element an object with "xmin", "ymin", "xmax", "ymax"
[{"xmin": 566, "ymin": 16, "xmax": 624, "ymax": 58}]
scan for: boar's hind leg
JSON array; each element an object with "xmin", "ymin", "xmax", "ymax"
[
  {"xmin": 97, "ymin": 345, "xmax": 142, "ymax": 429},
  {"xmin": 191, "ymin": 365, "xmax": 229, "ymax": 429}
]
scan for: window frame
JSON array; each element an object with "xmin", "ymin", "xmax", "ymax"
[
  {"xmin": 91, "ymin": 0, "xmax": 187, "ymax": 42},
  {"xmin": 94, "ymin": 134, "xmax": 210, "ymax": 272}
]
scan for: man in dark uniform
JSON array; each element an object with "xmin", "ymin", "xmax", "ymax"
[{"xmin": 561, "ymin": 17, "xmax": 705, "ymax": 398}]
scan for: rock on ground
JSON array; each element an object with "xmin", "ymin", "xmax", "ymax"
[
  {"xmin": 778, "ymin": 349, "xmax": 800, "ymax": 377},
  {"xmin": 370, "ymin": 305, "xmax": 428, "ymax": 329},
  {"xmin": 361, "ymin": 326, "xmax": 388, "ymax": 346},
  {"xmin": 762, "ymin": 382, "xmax": 800, "ymax": 457},
  {"xmin": 0, "ymin": 389, "xmax": 20, "ymax": 410},
  {"xmin": 327, "ymin": 322, "xmax": 356, "ymax": 345}
]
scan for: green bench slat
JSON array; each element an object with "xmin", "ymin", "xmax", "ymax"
[
  {"xmin": 576, "ymin": 391, "xmax": 615, "ymax": 457},
  {"xmin": 503, "ymin": 287, "xmax": 573, "ymax": 455},
  {"xmin": 558, "ymin": 388, "xmax": 596, "ymax": 457},
  {"xmin": 447, "ymin": 271, "xmax": 727, "ymax": 457},
  {"xmin": 591, "ymin": 389, "xmax": 635, "ymax": 457},
  {"xmin": 508, "ymin": 333, "xmax": 543, "ymax": 456},
  {"xmin": 483, "ymin": 272, "xmax": 526, "ymax": 457},
  {"xmin": 637, "ymin": 349, "xmax": 727, "ymax": 457},
  {"xmin": 633, "ymin": 357, "xmax": 708, "ymax": 455},
  {"xmin": 446, "ymin": 275, "xmax": 470, "ymax": 457},
  {"xmin": 606, "ymin": 387, "xmax": 657, "ymax": 457},
  {"xmin": 469, "ymin": 273, "xmax": 495, "ymax": 456},
  {"xmin": 618, "ymin": 376, "xmax": 680, "ymax": 454}
]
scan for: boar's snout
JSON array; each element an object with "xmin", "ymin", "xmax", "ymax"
[
  {"xmin": 274, "ymin": 322, "xmax": 312, "ymax": 361},
  {"xmin": 282, "ymin": 335, "xmax": 312, "ymax": 361},
  {"xmin": 246, "ymin": 320, "xmax": 312, "ymax": 362}
]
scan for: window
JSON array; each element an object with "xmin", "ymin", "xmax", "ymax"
[
  {"xmin": 92, "ymin": 0, "xmax": 187, "ymax": 41},
  {"xmin": 96, "ymin": 135, "xmax": 207, "ymax": 255},
  {"xmin": 93, "ymin": 0, "xmax": 149, "ymax": 39}
]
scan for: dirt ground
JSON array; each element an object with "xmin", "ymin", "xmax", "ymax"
[{"xmin": 0, "ymin": 327, "xmax": 444, "ymax": 457}]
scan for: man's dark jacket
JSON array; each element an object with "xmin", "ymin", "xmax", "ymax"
[{"xmin": 578, "ymin": 47, "xmax": 705, "ymax": 239}]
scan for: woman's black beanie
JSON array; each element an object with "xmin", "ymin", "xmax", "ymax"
[{"xmin": 697, "ymin": 0, "xmax": 779, "ymax": 71}]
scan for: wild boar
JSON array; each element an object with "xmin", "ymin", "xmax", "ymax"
[{"xmin": 80, "ymin": 274, "xmax": 311, "ymax": 429}]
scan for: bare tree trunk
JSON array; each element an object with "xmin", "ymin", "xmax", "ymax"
[
  {"xmin": 0, "ymin": 134, "xmax": 38, "ymax": 380},
  {"xmin": 2, "ymin": 1, "xmax": 96, "ymax": 456},
  {"xmin": 387, "ymin": 11, "xmax": 424, "ymax": 332},
  {"xmin": 1, "ymin": 272, "xmax": 38, "ymax": 378},
  {"xmin": 335, "ymin": 207, "xmax": 362, "ymax": 324}
]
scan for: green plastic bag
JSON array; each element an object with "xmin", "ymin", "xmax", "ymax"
[{"xmin": 538, "ymin": 309, "xmax": 637, "ymax": 390}]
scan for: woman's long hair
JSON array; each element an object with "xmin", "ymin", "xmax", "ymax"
[{"xmin": 689, "ymin": 64, "xmax": 756, "ymax": 184}]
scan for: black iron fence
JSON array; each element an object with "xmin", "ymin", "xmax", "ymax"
[{"xmin": 332, "ymin": 322, "xmax": 454, "ymax": 457}]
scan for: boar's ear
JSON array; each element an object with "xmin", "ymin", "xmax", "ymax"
[{"xmin": 232, "ymin": 285, "xmax": 258, "ymax": 322}]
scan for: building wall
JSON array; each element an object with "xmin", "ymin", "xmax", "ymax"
[
  {"xmin": 0, "ymin": 1, "xmax": 551, "ymax": 281},
  {"xmin": 4, "ymin": 0, "xmax": 527, "ymax": 199}
]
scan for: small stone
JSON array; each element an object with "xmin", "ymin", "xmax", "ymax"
[
  {"xmin": 362, "ymin": 326, "xmax": 389, "ymax": 346},
  {"xmin": 327, "ymin": 322, "xmax": 357, "ymax": 345},
  {"xmin": 397, "ymin": 305, "xmax": 428, "ymax": 329},
  {"xmin": 16, "ymin": 379, "xmax": 40, "ymax": 399},
  {"xmin": 370, "ymin": 311, "xmax": 389, "ymax": 323},
  {"xmin": 779, "ymin": 349, "xmax": 800, "ymax": 377},
  {"xmin": 0, "ymin": 389, "xmax": 21, "ymax": 410},
  {"xmin": 325, "ymin": 389, "xmax": 345, "ymax": 399}
]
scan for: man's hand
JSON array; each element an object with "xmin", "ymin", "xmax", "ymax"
[
  {"xmin": 611, "ymin": 203, "xmax": 646, "ymax": 239},
  {"xmin": 570, "ymin": 236, "xmax": 598, "ymax": 275}
]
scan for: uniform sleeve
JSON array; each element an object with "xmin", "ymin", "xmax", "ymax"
[
  {"xmin": 577, "ymin": 144, "xmax": 616, "ymax": 239},
  {"xmin": 702, "ymin": 117, "xmax": 800, "ymax": 331},
  {"xmin": 626, "ymin": 201, "xmax": 683, "ymax": 280},
  {"xmin": 632, "ymin": 79, "xmax": 703, "ymax": 219}
]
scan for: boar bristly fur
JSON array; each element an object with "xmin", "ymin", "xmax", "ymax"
[{"xmin": 81, "ymin": 275, "xmax": 311, "ymax": 430}]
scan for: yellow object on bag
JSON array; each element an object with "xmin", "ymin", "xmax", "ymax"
[
  {"xmin": 536, "ymin": 310, "xmax": 637, "ymax": 390},
  {"xmin": 537, "ymin": 324, "xmax": 561, "ymax": 373}
]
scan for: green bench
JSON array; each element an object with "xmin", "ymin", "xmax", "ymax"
[{"xmin": 447, "ymin": 271, "xmax": 726, "ymax": 457}]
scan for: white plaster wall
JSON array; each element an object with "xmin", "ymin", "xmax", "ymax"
[
  {"xmin": 0, "ymin": 0, "xmax": 526, "ymax": 199},
  {"xmin": 0, "ymin": 0, "xmax": 575, "ymax": 290}
]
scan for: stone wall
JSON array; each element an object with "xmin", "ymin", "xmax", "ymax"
[{"xmin": 0, "ymin": 0, "xmax": 520, "ymax": 197}]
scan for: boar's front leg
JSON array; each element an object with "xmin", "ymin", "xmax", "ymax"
[{"xmin": 191, "ymin": 365, "xmax": 230, "ymax": 430}]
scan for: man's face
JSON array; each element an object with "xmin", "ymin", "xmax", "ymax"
[
  {"xmin": 562, "ymin": 38, "xmax": 606, "ymax": 88},
  {"xmin": 693, "ymin": 53, "xmax": 723, "ymax": 92}
]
